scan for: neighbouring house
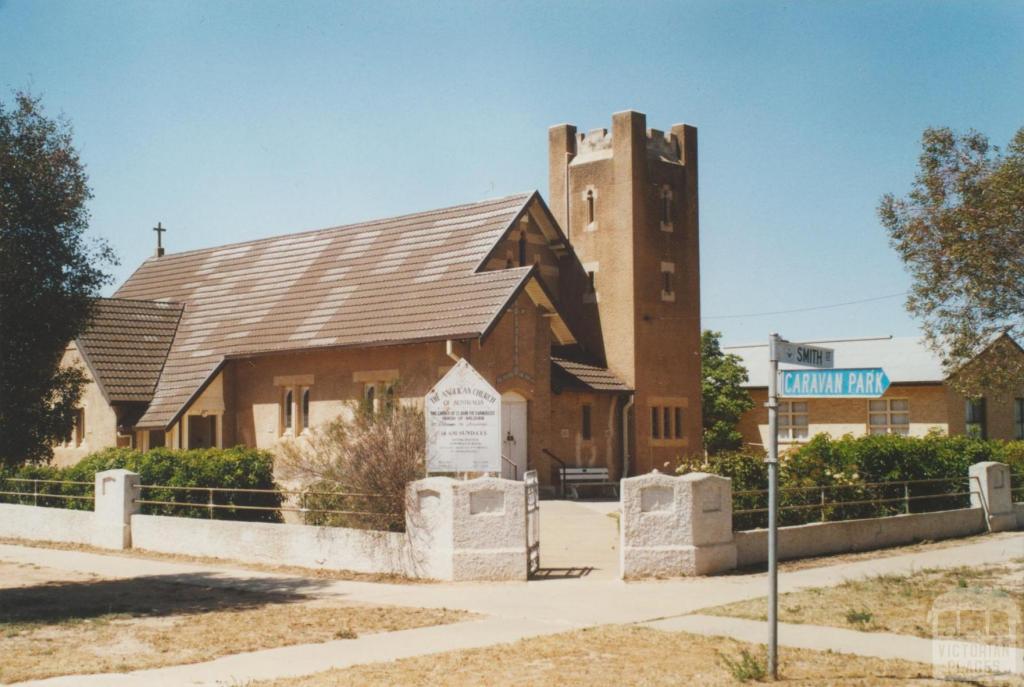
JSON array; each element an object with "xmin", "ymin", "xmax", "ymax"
[
  {"xmin": 727, "ymin": 334, "xmax": 1024, "ymax": 451},
  {"xmin": 53, "ymin": 110, "xmax": 705, "ymax": 486}
]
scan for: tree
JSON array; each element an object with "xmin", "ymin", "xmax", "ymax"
[
  {"xmin": 879, "ymin": 127, "xmax": 1024, "ymax": 396},
  {"xmin": 0, "ymin": 91, "xmax": 116, "ymax": 467},
  {"xmin": 702, "ymin": 330, "xmax": 754, "ymax": 454}
]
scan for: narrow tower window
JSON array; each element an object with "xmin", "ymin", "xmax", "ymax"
[
  {"xmin": 587, "ymin": 271, "xmax": 596, "ymax": 293},
  {"xmin": 586, "ymin": 190, "xmax": 595, "ymax": 224},
  {"xmin": 518, "ymin": 232, "xmax": 527, "ymax": 266},
  {"xmin": 662, "ymin": 191, "xmax": 672, "ymax": 224}
]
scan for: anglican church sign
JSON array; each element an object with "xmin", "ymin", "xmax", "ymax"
[{"xmin": 425, "ymin": 359, "xmax": 502, "ymax": 474}]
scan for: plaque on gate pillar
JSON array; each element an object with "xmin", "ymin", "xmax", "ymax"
[{"xmin": 425, "ymin": 358, "xmax": 501, "ymax": 474}]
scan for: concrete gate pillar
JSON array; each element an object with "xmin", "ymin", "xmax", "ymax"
[
  {"xmin": 619, "ymin": 471, "xmax": 737, "ymax": 579},
  {"xmin": 406, "ymin": 476, "xmax": 528, "ymax": 581},
  {"xmin": 93, "ymin": 469, "xmax": 142, "ymax": 549},
  {"xmin": 969, "ymin": 461, "xmax": 1016, "ymax": 532}
]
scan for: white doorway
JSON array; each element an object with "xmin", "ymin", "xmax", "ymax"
[{"xmin": 501, "ymin": 392, "xmax": 527, "ymax": 480}]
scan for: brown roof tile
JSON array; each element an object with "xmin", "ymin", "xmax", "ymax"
[
  {"xmin": 552, "ymin": 356, "xmax": 631, "ymax": 392},
  {"xmin": 115, "ymin": 193, "xmax": 538, "ymax": 428},
  {"xmin": 76, "ymin": 298, "xmax": 184, "ymax": 403}
]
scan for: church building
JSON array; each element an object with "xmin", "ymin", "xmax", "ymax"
[{"xmin": 53, "ymin": 110, "xmax": 704, "ymax": 488}]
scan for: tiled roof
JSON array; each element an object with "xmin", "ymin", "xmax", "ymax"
[
  {"xmin": 114, "ymin": 193, "xmax": 540, "ymax": 428},
  {"xmin": 76, "ymin": 298, "xmax": 183, "ymax": 403},
  {"xmin": 724, "ymin": 336, "xmax": 947, "ymax": 388},
  {"xmin": 552, "ymin": 356, "xmax": 631, "ymax": 392}
]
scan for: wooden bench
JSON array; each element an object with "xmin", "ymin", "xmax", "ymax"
[{"xmin": 561, "ymin": 466, "xmax": 618, "ymax": 499}]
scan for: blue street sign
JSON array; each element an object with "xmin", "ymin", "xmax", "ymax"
[{"xmin": 780, "ymin": 368, "xmax": 890, "ymax": 398}]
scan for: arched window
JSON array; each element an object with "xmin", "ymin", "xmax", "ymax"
[
  {"xmin": 586, "ymin": 190, "xmax": 595, "ymax": 224},
  {"xmin": 518, "ymin": 232, "xmax": 527, "ymax": 266},
  {"xmin": 301, "ymin": 388, "xmax": 310, "ymax": 429},
  {"xmin": 283, "ymin": 389, "xmax": 293, "ymax": 430}
]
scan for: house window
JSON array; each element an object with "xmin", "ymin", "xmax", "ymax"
[
  {"xmin": 301, "ymin": 388, "xmax": 310, "ymax": 429},
  {"xmin": 581, "ymin": 404, "xmax": 592, "ymax": 441},
  {"xmin": 965, "ymin": 398, "xmax": 986, "ymax": 438},
  {"xmin": 518, "ymin": 232, "xmax": 527, "ymax": 266},
  {"xmin": 778, "ymin": 401, "xmax": 809, "ymax": 441},
  {"xmin": 586, "ymin": 189, "xmax": 595, "ymax": 224},
  {"xmin": 74, "ymin": 408, "xmax": 85, "ymax": 447},
  {"xmin": 283, "ymin": 389, "xmax": 293, "ymax": 432},
  {"xmin": 651, "ymin": 404, "xmax": 685, "ymax": 441},
  {"xmin": 1015, "ymin": 398, "xmax": 1024, "ymax": 440},
  {"xmin": 868, "ymin": 399, "xmax": 909, "ymax": 435}
]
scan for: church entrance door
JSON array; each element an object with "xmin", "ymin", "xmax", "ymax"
[{"xmin": 500, "ymin": 392, "xmax": 527, "ymax": 480}]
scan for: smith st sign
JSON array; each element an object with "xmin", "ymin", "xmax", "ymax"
[{"xmin": 780, "ymin": 368, "xmax": 890, "ymax": 398}]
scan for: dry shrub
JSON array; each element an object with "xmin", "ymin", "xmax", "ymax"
[{"xmin": 277, "ymin": 403, "xmax": 425, "ymax": 532}]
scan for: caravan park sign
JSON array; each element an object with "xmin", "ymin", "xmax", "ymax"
[
  {"xmin": 780, "ymin": 368, "xmax": 890, "ymax": 398},
  {"xmin": 425, "ymin": 359, "xmax": 501, "ymax": 473}
]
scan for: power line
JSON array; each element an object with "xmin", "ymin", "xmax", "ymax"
[{"xmin": 701, "ymin": 292, "xmax": 907, "ymax": 321}]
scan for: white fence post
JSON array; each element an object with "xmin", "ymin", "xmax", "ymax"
[
  {"xmin": 619, "ymin": 471, "xmax": 737, "ymax": 579},
  {"xmin": 969, "ymin": 461, "xmax": 1016, "ymax": 532},
  {"xmin": 93, "ymin": 469, "xmax": 141, "ymax": 549}
]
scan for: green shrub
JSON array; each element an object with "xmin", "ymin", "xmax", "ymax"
[
  {"xmin": 719, "ymin": 648, "xmax": 766, "ymax": 682},
  {"xmin": 0, "ymin": 446, "xmax": 282, "ymax": 522},
  {"xmin": 679, "ymin": 435, "xmax": 1024, "ymax": 530}
]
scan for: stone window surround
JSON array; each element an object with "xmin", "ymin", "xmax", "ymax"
[
  {"xmin": 659, "ymin": 185, "xmax": 674, "ymax": 233},
  {"xmin": 660, "ymin": 261, "xmax": 675, "ymax": 302},
  {"xmin": 582, "ymin": 186, "xmax": 599, "ymax": 232},
  {"xmin": 275, "ymin": 374, "xmax": 315, "ymax": 437}
]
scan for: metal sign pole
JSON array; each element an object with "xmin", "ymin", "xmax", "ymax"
[{"xmin": 767, "ymin": 333, "xmax": 780, "ymax": 680}]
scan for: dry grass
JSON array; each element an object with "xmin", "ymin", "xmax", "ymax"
[
  {"xmin": 704, "ymin": 560, "xmax": 1024, "ymax": 647},
  {"xmin": 253, "ymin": 624, "xmax": 984, "ymax": 686},
  {"xmin": 0, "ymin": 536, "xmax": 429, "ymax": 584},
  {"xmin": 770, "ymin": 530, "xmax": 1022, "ymax": 573},
  {"xmin": 0, "ymin": 561, "xmax": 467, "ymax": 684}
]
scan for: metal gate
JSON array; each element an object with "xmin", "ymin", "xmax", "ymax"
[{"xmin": 525, "ymin": 469, "xmax": 540, "ymax": 575}]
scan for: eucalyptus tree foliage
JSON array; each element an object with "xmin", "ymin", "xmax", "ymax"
[
  {"xmin": 0, "ymin": 92, "xmax": 116, "ymax": 466},
  {"xmin": 879, "ymin": 126, "xmax": 1024, "ymax": 396}
]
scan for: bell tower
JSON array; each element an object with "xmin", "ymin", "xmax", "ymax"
[{"xmin": 548, "ymin": 110, "xmax": 703, "ymax": 474}]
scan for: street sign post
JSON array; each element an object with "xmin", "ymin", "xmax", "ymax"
[
  {"xmin": 780, "ymin": 368, "xmax": 890, "ymax": 398},
  {"xmin": 765, "ymin": 336, "xmax": 836, "ymax": 680}
]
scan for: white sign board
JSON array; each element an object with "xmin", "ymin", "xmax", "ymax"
[
  {"xmin": 775, "ymin": 341, "xmax": 835, "ymax": 369},
  {"xmin": 425, "ymin": 358, "xmax": 501, "ymax": 473}
]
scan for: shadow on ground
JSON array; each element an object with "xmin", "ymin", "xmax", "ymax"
[{"xmin": 0, "ymin": 572, "xmax": 334, "ymax": 626}]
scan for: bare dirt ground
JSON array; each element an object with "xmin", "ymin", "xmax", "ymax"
[
  {"xmin": 704, "ymin": 559, "xmax": 1024, "ymax": 647},
  {"xmin": 253, "ymin": 624, "xmax": 988, "ymax": 687},
  {"xmin": 0, "ymin": 560, "xmax": 468, "ymax": 684}
]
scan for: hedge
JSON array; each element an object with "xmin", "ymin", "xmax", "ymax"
[
  {"xmin": 680, "ymin": 434, "xmax": 1024, "ymax": 530},
  {"xmin": 0, "ymin": 447, "xmax": 282, "ymax": 523}
]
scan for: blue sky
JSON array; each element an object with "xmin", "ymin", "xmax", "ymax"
[{"xmin": 2, "ymin": 0, "xmax": 1021, "ymax": 346}]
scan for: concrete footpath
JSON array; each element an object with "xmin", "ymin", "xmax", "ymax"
[
  {"xmin": 647, "ymin": 614, "xmax": 1024, "ymax": 673},
  {"xmin": 4, "ymin": 532, "xmax": 1023, "ymax": 686}
]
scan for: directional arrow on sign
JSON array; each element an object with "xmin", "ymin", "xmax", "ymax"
[{"xmin": 780, "ymin": 368, "xmax": 890, "ymax": 398}]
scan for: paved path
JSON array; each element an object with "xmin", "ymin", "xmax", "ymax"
[
  {"xmin": 647, "ymin": 614, "xmax": 1024, "ymax": 676},
  {"xmin": 4, "ymin": 532, "xmax": 1022, "ymax": 686},
  {"xmin": 537, "ymin": 499, "xmax": 619, "ymax": 580}
]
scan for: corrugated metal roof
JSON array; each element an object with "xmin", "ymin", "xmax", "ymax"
[
  {"xmin": 76, "ymin": 298, "xmax": 184, "ymax": 403},
  {"xmin": 552, "ymin": 356, "xmax": 631, "ymax": 392},
  {"xmin": 114, "ymin": 193, "xmax": 542, "ymax": 428},
  {"xmin": 724, "ymin": 336, "xmax": 946, "ymax": 388}
]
